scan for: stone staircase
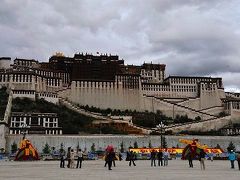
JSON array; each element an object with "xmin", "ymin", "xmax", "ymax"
[
  {"xmin": 59, "ymin": 97, "xmax": 109, "ymax": 120},
  {"xmin": 157, "ymin": 98, "xmax": 231, "ymax": 133},
  {"xmin": 165, "ymin": 115, "xmax": 232, "ymax": 134},
  {"xmin": 59, "ymin": 98, "xmax": 151, "ymax": 135}
]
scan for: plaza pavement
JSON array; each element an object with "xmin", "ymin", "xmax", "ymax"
[{"xmin": 0, "ymin": 159, "xmax": 239, "ymax": 180}]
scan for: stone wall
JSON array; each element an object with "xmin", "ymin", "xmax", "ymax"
[
  {"xmin": 69, "ymin": 81, "xmax": 142, "ymax": 111},
  {"xmin": 6, "ymin": 135, "xmax": 240, "ymax": 153}
]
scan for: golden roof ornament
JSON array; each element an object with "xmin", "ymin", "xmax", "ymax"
[{"xmin": 54, "ymin": 52, "xmax": 65, "ymax": 57}]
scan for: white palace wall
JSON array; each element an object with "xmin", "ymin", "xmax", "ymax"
[
  {"xmin": 200, "ymin": 83, "xmax": 224, "ymax": 110},
  {"xmin": 64, "ymin": 82, "xmax": 219, "ymax": 121},
  {"xmin": 178, "ymin": 98, "xmax": 200, "ymax": 110},
  {"xmin": 69, "ymin": 81, "xmax": 143, "ymax": 111}
]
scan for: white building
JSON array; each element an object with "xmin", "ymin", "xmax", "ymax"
[{"xmin": 0, "ymin": 53, "xmax": 239, "ymax": 132}]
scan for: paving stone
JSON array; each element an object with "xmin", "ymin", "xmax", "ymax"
[{"xmin": 0, "ymin": 160, "xmax": 239, "ymax": 180}]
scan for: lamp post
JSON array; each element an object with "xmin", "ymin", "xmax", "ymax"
[{"xmin": 156, "ymin": 121, "xmax": 165, "ymax": 150}]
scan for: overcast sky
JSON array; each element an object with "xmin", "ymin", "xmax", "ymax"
[{"xmin": 1, "ymin": 0, "xmax": 240, "ymax": 92}]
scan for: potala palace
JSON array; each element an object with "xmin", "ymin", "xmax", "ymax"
[{"xmin": 1, "ymin": 53, "xmax": 240, "ymax": 137}]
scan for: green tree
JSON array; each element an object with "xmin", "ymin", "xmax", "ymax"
[
  {"xmin": 120, "ymin": 141, "xmax": 124, "ymax": 153},
  {"xmin": 162, "ymin": 136, "xmax": 168, "ymax": 148},
  {"xmin": 215, "ymin": 144, "xmax": 221, "ymax": 149},
  {"xmin": 91, "ymin": 143, "xmax": 96, "ymax": 152},
  {"xmin": 219, "ymin": 111, "xmax": 227, "ymax": 117},
  {"xmin": 76, "ymin": 142, "xmax": 80, "ymax": 150},
  {"xmin": 0, "ymin": 148, "xmax": 5, "ymax": 153},
  {"xmin": 59, "ymin": 143, "xmax": 65, "ymax": 153},
  {"xmin": 42, "ymin": 143, "xmax": 51, "ymax": 154},
  {"xmin": 195, "ymin": 116, "xmax": 201, "ymax": 121},
  {"xmin": 148, "ymin": 140, "xmax": 152, "ymax": 148},
  {"xmin": 134, "ymin": 141, "xmax": 138, "ymax": 148},
  {"xmin": 11, "ymin": 141, "xmax": 18, "ymax": 154}
]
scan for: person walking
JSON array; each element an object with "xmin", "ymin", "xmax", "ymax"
[
  {"xmin": 236, "ymin": 152, "xmax": 240, "ymax": 170},
  {"xmin": 157, "ymin": 149, "xmax": 163, "ymax": 166},
  {"xmin": 113, "ymin": 151, "xmax": 116, "ymax": 167},
  {"xmin": 129, "ymin": 151, "xmax": 136, "ymax": 166},
  {"xmin": 163, "ymin": 149, "xmax": 169, "ymax": 166},
  {"xmin": 106, "ymin": 150, "xmax": 115, "ymax": 170},
  {"xmin": 104, "ymin": 151, "xmax": 108, "ymax": 167},
  {"xmin": 228, "ymin": 150, "xmax": 236, "ymax": 169},
  {"xmin": 150, "ymin": 149, "xmax": 156, "ymax": 167},
  {"xmin": 199, "ymin": 149, "xmax": 206, "ymax": 170},
  {"xmin": 76, "ymin": 148, "xmax": 84, "ymax": 169},
  {"xmin": 187, "ymin": 153, "xmax": 193, "ymax": 168},
  {"xmin": 59, "ymin": 149, "xmax": 65, "ymax": 168}
]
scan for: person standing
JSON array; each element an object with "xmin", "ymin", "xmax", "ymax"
[
  {"xmin": 199, "ymin": 149, "xmax": 206, "ymax": 170},
  {"xmin": 129, "ymin": 151, "xmax": 136, "ymax": 166},
  {"xmin": 66, "ymin": 147, "xmax": 71, "ymax": 168},
  {"xmin": 76, "ymin": 148, "xmax": 84, "ymax": 168},
  {"xmin": 70, "ymin": 149, "xmax": 75, "ymax": 168},
  {"xmin": 59, "ymin": 149, "xmax": 65, "ymax": 168},
  {"xmin": 150, "ymin": 149, "xmax": 156, "ymax": 167},
  {"xmin": 157, "ymin": 149, "xmax": 163, "ymax": 166},
  {"xmin": 163, "ymin": 149, "xmax": 169, "ymax": 166},
  {"xmin": 228, "ymin": 150, "xmax": 236, "ymax": 169}
]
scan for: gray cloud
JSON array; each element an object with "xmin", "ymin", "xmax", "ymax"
[{"xmin": 0, "ymin": 0, "xmax": 240, "ymax": 91}]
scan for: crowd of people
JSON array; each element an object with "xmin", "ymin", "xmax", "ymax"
[
  {"xmin": 58, "ymin": 147, "xmax": 240, "ymax": 171},
  {"xmin": 59, "ymin": 147, "xmax": 85, "ymax": 169},
  {"xmin": 149, "ymin": 149, "xmax": 170, "ymax": 167}
]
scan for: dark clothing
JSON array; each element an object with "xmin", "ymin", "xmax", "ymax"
[
  {"xmin": 199, "ymin": 150, "xmax": 206, "ymax": 159},
  {"xmin": 104, "ymin": 161, "xmax": 108, "ymax": 167},
  {"xmin": 186, "ymin": 154, "xmax": 193, "ymax": 168},
  {"xmin": 129, "ymin": 151, "xmax": 136, "ymax": 166},
  {"xmin": 199, "ymin": 150, "xmax": 206, "ymax": 170},
  {"xmin": 126, "ymin": 151, "xmax": 130, "ymax": 161},
  {"xmin": 60, "ymin": 151, "xmax": 65, "ymax": 168},
  {"xmin": 76, "ymin": 157, "xmax": 83, "ymax": 168},
  {"xmin": 188, "ymin": 158, "xmax": 193, "ymax": 168},
  {"xmin": 231, "ymin": 160, "xmax": 235, "ymax": 169},
  {"xmin": 60, "ymin": 156, "xmax": 65, "ymax": 168},
  {"xmin": 150, "ymin": 151, "xmax": 156, "ymax": 167},
  {"xmin": 66, "ymin": 150, "xmax": 71, "ymax": 168},
  {"xmin": 106, "ymin": 151, "xmax": 115, "ymax": 170},
  {"xmin": 119, "ymin": 153, "xmax": 122, "ymax": 161},
  {"xmin": 237, "ymin": 153, "xmax": 240, "ymax": 170},
  {"xmin": 112, "ymin": 152, "xmax": 116, "ymax": 167},
  {"xmin": 157, "ymin": 151, "xmax": 163, "ymax": 166}
]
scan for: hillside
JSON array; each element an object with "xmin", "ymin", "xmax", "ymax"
[
  {"xmin": 0, "ymin": 87, "xmax": 8, "ymax": 120},
  {"xmin": 11, "ymin": 97, "xmax": 94, "ymax": 134}
]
